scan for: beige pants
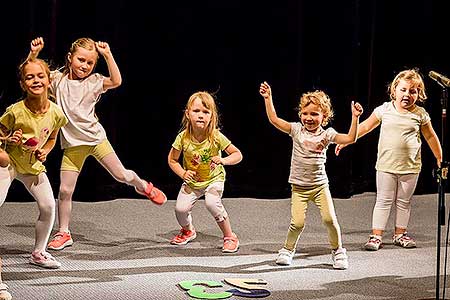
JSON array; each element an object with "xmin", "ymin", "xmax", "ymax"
[{"xmin": 283, "ymin": 183, "xmax": 342, "ymax": 251}]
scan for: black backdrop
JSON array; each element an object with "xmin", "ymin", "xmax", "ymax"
[{"xmin": 0, "ymin": 0, "xmax": 449, "ymax": 202}]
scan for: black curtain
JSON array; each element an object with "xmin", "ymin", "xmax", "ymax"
[{"xmin": 0, "ymin": 0, "xmax": 448, "ymax": 201}]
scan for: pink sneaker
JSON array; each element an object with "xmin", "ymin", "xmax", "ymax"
[
  {"xmin": 48, "ymin": 231, "xmax": 73, "ymax": 250},
  {"xmin": 136, "ymin": 182, "xmax": 167, "ymax": 205},
  {"xmin": 222, "ymin": 233, "xmax": 239, "ymax": 253},
  {"xmin": 29, "ymin": 251, "xmax": 61, "ymax": 269},
  {"xmin": 171, "ymin": 228, "xmax": 197, "ymax": 245}
]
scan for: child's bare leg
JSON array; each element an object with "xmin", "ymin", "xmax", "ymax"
[{"xmin": 217, "ymin": 217, "xmax": 233, "ymax": 237}]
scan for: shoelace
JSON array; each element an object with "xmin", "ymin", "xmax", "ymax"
[
  {"xmin": 224, "ymin": 237, "xmax": 237, "ymax": 244},
  {"xmin": 52, "ymin": 232, "xmax": 66, "ymax": 240},
  {"xmin": 398, "ymin": 235, "xmax": 412, "ymax": 242},
  {"xmin": 33, "ymin": 251, "xmax": 54, "ymax": 261},
  {"xmin": 176, "ymin": 229, "xmax": 192, "ymax": 239}
]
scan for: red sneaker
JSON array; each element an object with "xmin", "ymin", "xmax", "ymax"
[
  {"xmin": 171, "ymin": 228, "xmax": 197, "ymax": 245},
  {"xmin": 48, "ymin": 231, "xmax": 73, "ymax": 250},
  {"xmin": 222, "ymin": 233, "xmax": 239, "ymax": 253},
  {"xmin": 136, "ymin": 182, "xmax": 167, "ymax": 205}
]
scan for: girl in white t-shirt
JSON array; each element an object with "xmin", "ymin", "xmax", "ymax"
[
  {"xmin": 260, "ymin": 81, "xmax": 363, "ymax": 269},
  {"xmin": 28, "ymin": 37, "xmax": 167, "ymax": 251},
  {"xmin": 336, "ymin": 69, "xmax": 442, "ymax": 251}
]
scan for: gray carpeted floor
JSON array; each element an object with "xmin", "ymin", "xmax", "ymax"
[{"xmin": 1, "ymin": 192, "xmax": 449, "ymax": 300}]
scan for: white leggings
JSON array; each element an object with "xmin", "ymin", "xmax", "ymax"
[
  {"xmin": 174, "ymin": 181, "xmax": 228, "ymax": 227},
  {"xmin": 372, "ymin": 171, "xmax": 419, "ymax": 231},
  {"xmin": 0, "ymin": 165, "xmax": 56, "ymax": 253}
]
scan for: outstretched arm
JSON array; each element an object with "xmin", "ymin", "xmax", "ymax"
[
  {"xmin": 96, "ymin": 41, "xmax": 122, "ymax": 91},
  {"xmin": 421, "ymin": 122, "xmax": 443, "ymax": 168},
  {"xmin": 334, "ymin": 101, "xmax": 363, "ymax": 144},
  {"xmin": 259, "ymin": 81, "xmax": 291, "ymax": 134},
  {"xmin": 335, "ymin": 111, "xmax": 380, "ymax": 155}
]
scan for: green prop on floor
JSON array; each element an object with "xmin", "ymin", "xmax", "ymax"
[{"xmin": 179, "ymin": 280, "xmax": 233, "ymax": 299}]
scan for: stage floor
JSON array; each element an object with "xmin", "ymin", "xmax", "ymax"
[{"xmin": 1, "ymin": 193, "xmax": 449, "ymax": 300}]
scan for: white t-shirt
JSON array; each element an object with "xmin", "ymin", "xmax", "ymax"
[
  {"xmin": 50, "ymin": 71, "xmax": 107, "ymax": 149},
  {"xmin": 374, "ymin": 101, "xmax": 430, "ymax": 174},
  {"xmin": 288, "ymin": 122, "xmax": 338, "ymax": 187}
]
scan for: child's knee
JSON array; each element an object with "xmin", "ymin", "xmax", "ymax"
[
  {"xmin": 39, "ymin": 202, "xmax": 55, "ymax": 220},
  {"xmin": 213, "ymin": 209, "xmax": 228, "ymax": 223},
  {"xmin": 289, "ymin": 218, "xmax": 305, "ymax": 231},
  {"xmin": 175, "ymin": 200, "xmax": 193, "ymax": 215},
  {"xmin": 59, "ymin": 185, "xmax": 74, "ymax": 200},
  {"xmin": 322, "ymin": 216, "xmax": 338, "ymax": 229}
]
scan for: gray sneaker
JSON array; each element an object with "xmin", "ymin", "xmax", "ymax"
[
  {"xmin": 332, "ymin": 247, "xmax": 348, "ymax": 270},
  {"xmin": 276, "ymin": 248, "xmax": 295, "ymax": 265}
]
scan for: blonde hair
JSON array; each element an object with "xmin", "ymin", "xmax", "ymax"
[
  {"xmin": 298, "ymin": 90, "xmax": 334, "ymax": 126},
  {"xmin": 388, "ymin": 69, "xmax": 427, "ymax": 103},
  {"xmin": 18, "ymin": 58, "xmax": 51, "ymax": 101},
  {"xmin": 181, "ymin": 91, "xmax": 220, "ymax": 144},
  {"xmin": 64, "ymin": 37, "xmax": 98, "ymax": 74},
  {"xmin": 18, "ymin": 58, "xmax": 51, "ymax": 86}
]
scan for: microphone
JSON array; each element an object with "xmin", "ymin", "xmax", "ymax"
[{"xmin": 429, "ymin": 71, "xmax": 450, "ymax": 87}]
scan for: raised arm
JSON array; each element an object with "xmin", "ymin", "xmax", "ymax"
[
  {"xmin": 335, "ymin": 110, "xmax": 380, "ymax": 155},
  {"xmin": 259, "ymin": 81, "xmax": 291, "ymax": 134},
  {"xmin": 421, "ymin": 121, "xmax": 443, "ymax": 168},
  {"xmin": 95, "ymin": 41, "xmax": 122, "ymax": 90},
  {"xmin": 357, "ymin": 111, "xmax": 381, "ymax": 139},
  {"xmin": 334, "ymin": 101, "xmax": 363, "ymax": 144},
  {"xmin": 27, "ymin": 37, "xmax": 44, "ymax": 60}
]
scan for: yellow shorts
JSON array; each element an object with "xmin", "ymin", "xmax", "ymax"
[{"xmin": 61, "ymin": 139, "xmax": 114, "ymax": 172}]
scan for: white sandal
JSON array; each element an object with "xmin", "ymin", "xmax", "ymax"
[{"xmin": 0, "ymin": 283, "xmax": 12, "ymax": 300}]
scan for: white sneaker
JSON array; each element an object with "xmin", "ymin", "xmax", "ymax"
[
  {"xmin": 393, "ymin": 232, "xmax": 416, "ymax": 248},
  {"xmin": 364, "ymin": 235, "xmax": 383, "ymax": 251},
  {"xmin": 332, "ymin": 247, "xmax": 348, "ymax": 270},
  {"xmin": 29, "ymin": 251, "xmax": 61, "ymax": 269},
  {"xmin": 276, "ymin": 248, "xmax": 295, "ymax": 265},
  {"xmin": 0, "ymin": 283, "xmax": 12, "ymax": 300}
]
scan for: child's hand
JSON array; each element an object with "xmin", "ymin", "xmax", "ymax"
[
  {"xmin": 30, "ymin": 37, "xmax": 44, "ymax": 54},
  {"xmin": 335, "ymin": 144, "xmax": 348, "ymax": 156},
  {"xmin": 183, "ymin": 170, "xmax": 197, "ymax": 182},
  {"xmin": 259, "ymin": 81, "xmax": 272, "ymax": 99},
  {"xmin": 211, "ymin": 156, "xmax": 224, "ymax": 165},
  {"xmin": 8, "ymin": 129, "xmax": 22, "ymax": 145},
  {"xmin": 95, "ymin": 41, "xmax": 111, "ymax": 56},
  {"xmin": 351, "ymin": 101, "xmax": 363, "ymax": 117},
  {"xmin": 34, "ymin": 148, "xmax": 48, "ymax": 162}
]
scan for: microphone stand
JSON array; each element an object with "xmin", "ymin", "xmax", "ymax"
[{"xmin": 435, "ymin": 84, "xmax": 448, "ymax": 300}]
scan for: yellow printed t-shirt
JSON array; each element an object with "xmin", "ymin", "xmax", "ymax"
[
  {"xmin": 172, "ymin": 130, "xmax": 231, "ymax": 189},
  {"xmin": 0, "ymin": 100, "xmax": 68, "ymax": 175}
]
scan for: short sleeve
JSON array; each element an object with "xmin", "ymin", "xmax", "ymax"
[
  {"xmin": 172, "ymin": 132, "xmax": 184, "ymax": 151},
  {"xmin": 217, "ymin": 131, "xmax": 232, "ymax": 150}
]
